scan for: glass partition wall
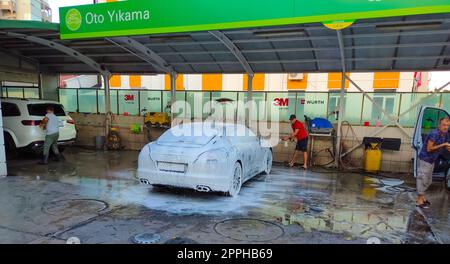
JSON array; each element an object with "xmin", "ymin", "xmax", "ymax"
[{"xmin": 58, "ymin": 88, "xmax": 447, "ymax": 127}]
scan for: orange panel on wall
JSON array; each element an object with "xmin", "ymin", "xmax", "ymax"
[
  {"xmin": 373, "ymin": 72, "xmax": 400, "ymax": 89},
  {"xmin": 109, "ymin": 75, "xmax": 121, "ymax": 88},
  {"xmin": 164, "ymin": 74, "xmax": 184, "ymax": 90},
  {"xmin": 243, "ymin": 74, "xmax": 265, "ymax": 91},
  {"xmin": 202, "ymin": 74, "xmax": 223, "ymax": 91},
  {"xmin": 287, "ymin": 74, "xmax": 308, "ymax": 90},
  {"xmin": 328, "ymin": 73, "xmax": 349, "ymax": 89},
  {"xmin": 129, "ymin": 75, "xmax": 141, "ymax": 88}
]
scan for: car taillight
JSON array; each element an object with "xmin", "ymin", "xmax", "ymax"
[
  {"xmin": 21, "ymin": 120, "xmax": 41, "ymax": 126},
  {"xmin": 67, "ymin": 119, "xmax": 75, "ymax": 125}
]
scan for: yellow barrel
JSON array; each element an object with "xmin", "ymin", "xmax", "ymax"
[{"xmin": 364, "ymin": 143, "xmax": 382, "ymax": 173}]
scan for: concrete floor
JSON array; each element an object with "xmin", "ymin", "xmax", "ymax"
[{"xmin": 1, "ymin": 147, "xmax": 449, "ymax": 244}]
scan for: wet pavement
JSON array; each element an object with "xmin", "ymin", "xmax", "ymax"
[{"xmin": 1, "ymin": 147, "xmax": 449, "ymax": 244}]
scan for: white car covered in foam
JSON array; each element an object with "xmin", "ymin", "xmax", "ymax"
[{"xmin": 137, "ymin": 122, "xmax": 272, "ymax": 196}]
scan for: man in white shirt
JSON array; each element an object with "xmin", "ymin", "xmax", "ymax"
[{"xmin": 38, "ymin": 106, "xmax": 64, "ymax": 165}]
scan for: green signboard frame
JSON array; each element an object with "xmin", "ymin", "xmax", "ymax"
[{"xmin": 60, "ymin": 0, "xmax": 450, "ymax": 40}]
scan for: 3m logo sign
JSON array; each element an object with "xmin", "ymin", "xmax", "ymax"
[
  {"xmin": 124, "ymin": 94, "xmax": 135, "ymax": 101},
  {"xmin": 273, "ymin": 98, "xmax": 289, "ymax": 107}
]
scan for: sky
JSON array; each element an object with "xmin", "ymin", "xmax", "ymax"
[
  {"xmin": 47, "ymin": 1, "xmax": 449, "ymax": 90},
  {"xmin": 48, "ymin": 0, "xmax": 94, "ymax": 23},
  {"xmin": 428, "ymin": 72, "xmax": 450, "ymax": 91}
]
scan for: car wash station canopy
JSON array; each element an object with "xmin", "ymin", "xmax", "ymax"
[
  {"xmin": 0, "ymin": 0, "xmax": 449, "ymax": 76},
  {"xmin": 1, "ymin": 0, "xmax": 449, "ymax": 167}
]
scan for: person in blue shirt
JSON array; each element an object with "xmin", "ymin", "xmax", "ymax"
[{"xmin": 416, "ymin": 117, "xmax": 450, "ymax": 208}]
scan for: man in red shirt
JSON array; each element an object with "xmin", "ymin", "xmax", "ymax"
[{"xmin": 282, "ymin": 115, "xmax": 309, "ymax": 169}]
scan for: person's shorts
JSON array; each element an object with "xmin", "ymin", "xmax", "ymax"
[
  {"xmin": 416, "ymin": 158, "xmax": 434, "ymax": 195},
  {"xmin": 295, "ymin": 137, "xmax": 308, "ymax": 151}
]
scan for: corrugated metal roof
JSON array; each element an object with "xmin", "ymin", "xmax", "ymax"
[{"xmin": 0, "ymin": 14, "xmax": 449, "ymax": 74}]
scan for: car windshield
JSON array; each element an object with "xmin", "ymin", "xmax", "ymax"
[
  {"xmin": 27, "ymin": 103, "xmax": 66, "ymax": 116},
  {"xmin": 157, "ymin": 123, "xmax": 220, "ymax": 146}
]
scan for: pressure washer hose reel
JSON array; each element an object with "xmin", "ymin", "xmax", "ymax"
[
  {"xmin": 304, "ymin": 115, "xmax": 337, "ymax": 167},
  {"xmin": 305, "ymin": 116, "xmax": 334, "ymax": 135}
]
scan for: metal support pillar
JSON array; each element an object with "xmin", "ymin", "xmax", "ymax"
[
  {"xmin": 38, "ymin": 72, "xmax": 43, "ymax": 99},
  {"xmin": 102, "ymin": 73, "xmax": 111, "ymax": 139},
  {"xmin": 246, "ymin": 74, "xmax": 254, "ymax": 128},
  {"xmin": 335, "ymin": 30, "xmax": 347, "ymax": 168},
  {"xmin": 37, "ymin": 63, "xmax": 43, "ymax": 99},
  {"xmin": 170, "ymin": 73, "xmax": 177, "ymax": 125}
]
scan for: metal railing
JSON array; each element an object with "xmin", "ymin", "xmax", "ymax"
[{"xmin": 57, "ymin": 88, "xmax": 450, "ymax": 127}]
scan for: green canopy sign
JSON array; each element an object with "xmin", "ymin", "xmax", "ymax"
[{"xmin": 60, "ymin": 0, "xmax": 450, "ymax": 40}]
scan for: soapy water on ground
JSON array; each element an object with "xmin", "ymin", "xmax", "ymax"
[
  {"xmin": 132, "ymin": 170, "xmax": 326, "ymax": 216},
  {"xmin": 6, "ymin": 147, "xmax": 444, "ymax": 243}
]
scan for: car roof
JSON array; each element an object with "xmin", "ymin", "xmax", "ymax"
[
  {"xmin": 173, "ymin": 122, "xmax": 250, "ymax": 136},
  {"xmin": 177, "ymin": 121, "xmax": 247, "ymax": 129},
  {"xmin": 1, "ymin": 98, "xmax": 62, "ymax": 105}
]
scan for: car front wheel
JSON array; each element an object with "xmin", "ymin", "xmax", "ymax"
[{"xmin": 227, "ymin": 162, "xmax": 242, "ymax": 197}]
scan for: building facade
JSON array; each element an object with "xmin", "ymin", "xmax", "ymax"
[
  {"xmin": 98, "ymin": 72, "xmax": 429, "ymax": 92},
  {"xmin": 0, "ymin": 0, "xmax": 51, "ymax": 21}
]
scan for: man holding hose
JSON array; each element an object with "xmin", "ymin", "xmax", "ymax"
[{"xmin": 282, "ymin": 115, "xmax": 309, "ymax": 170}]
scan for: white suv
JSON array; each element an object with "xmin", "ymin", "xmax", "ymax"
[{"xmin": 1, "ymin": 98, "xmax": 76, "ymax": 158}]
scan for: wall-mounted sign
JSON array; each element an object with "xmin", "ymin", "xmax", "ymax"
[
  {"xmin": 124, "ymin": 94, "xmax": 135, "ymax": 101},
  {"xmin": 60, "ymin": 0, "xmax": 450, "ymax": 39},
  {"xmin": 274, "ymin": 98, "xmax": 289, "ymax": 107},
  {"xmin": 306, "ymin": 100, "xmax": 325, "ymax": 105}
]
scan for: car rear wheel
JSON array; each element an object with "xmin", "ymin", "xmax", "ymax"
[
  {"xmin": 4, "ymin": 133, "xmax": 18, "ymax": 160},
  {"xmin": 227, "ymin": 162, "xmax": 242, "ymax": 197},
  {"xmin": 262, "ymin": 151, "xmax": 273, "ymax": 175}
]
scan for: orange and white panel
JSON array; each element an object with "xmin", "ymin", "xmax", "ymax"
[
  {"xmin": 348, "ymin": 73, "xmax": 375, "ymax": 92},
  {"xmin": 183, "ymin": 74, "xmax": 202, "ymax": 91},
  {"xmin": 109, "ymin": 72, "xmax": 422, "ymax": 92},
  {"xmin": 222, "ymin": 74, "xmax": 244, "ymax": 91}
]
